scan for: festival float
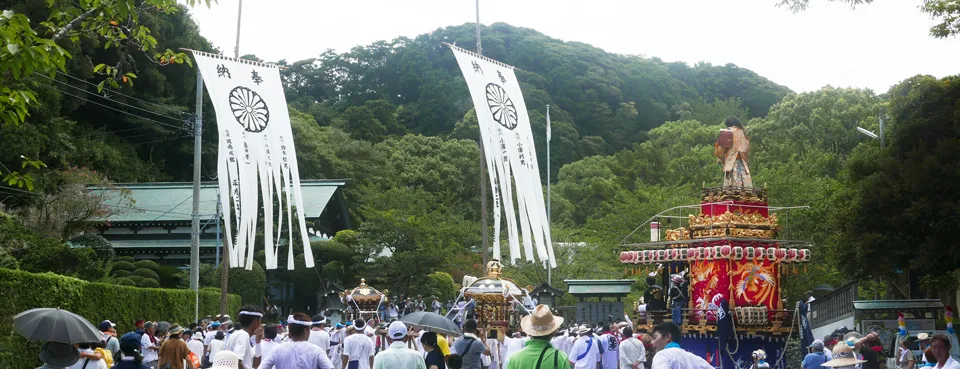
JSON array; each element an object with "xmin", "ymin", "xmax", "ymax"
[
  {"xmin": 449, "ymin": 260, "xmax": 531, "ymax": 339},
  {"xmin": 343, "ymin": 278, "xmax": 386, "ymax": 324},
  {"xmin": 618, "ymin": 123, "xmax": 813, "ymax": 368}
]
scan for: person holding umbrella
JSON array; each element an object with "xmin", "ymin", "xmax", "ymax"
[{"xmin": 35, "ymin": 342, "xmax": 81, "ymax": 369}]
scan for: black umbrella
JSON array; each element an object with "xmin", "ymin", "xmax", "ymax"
[
  {"xmin": 400, "ymin": 311, "xmax": 462, "ymax": 336},
  {"xmin": 13, "ymin": 308, "xmax": 102, "ymax": 344}
]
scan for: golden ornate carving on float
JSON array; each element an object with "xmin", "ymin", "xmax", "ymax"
[
  {"xmin": 344, "ymin": 278, "xmax": 386, "ymax": 315},
  {"xmin": 665, "ymin": 227, "xmax": 691, "ymax": 241},
  {"xmin": 688, "ymin": 212, "xmax": 780, "ymax": 230},
  {"xmin": 701, "ymin": 186, "xmax": 768, "ymax": 204},
  {"xmin": 463, "ymin": 260, "xmax": 525, "ymax": 339}
]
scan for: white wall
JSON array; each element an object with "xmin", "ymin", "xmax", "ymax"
[{"xmin": 812, "ymin": 316, "xmax": 855, "ymax": 341}]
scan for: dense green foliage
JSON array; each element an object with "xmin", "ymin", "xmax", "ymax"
[
  {"xmin": 1, "ymin": 0, "xmax": 958, "ymax": 313},
  {"xmin": 829, "ymin": 75, "xmax": 960, "ymax": 300},
  {"xmin": 0, "ymin": 267, "xmax": 240, "ymax": 369},
  {"xmin": 777, "ymin": 0, "xmax": 960, "ymax": 38}
]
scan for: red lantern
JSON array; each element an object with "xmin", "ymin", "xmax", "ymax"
[{"xmin": 720, "ymin": 245, "xmax": 732, "ymax": 259}]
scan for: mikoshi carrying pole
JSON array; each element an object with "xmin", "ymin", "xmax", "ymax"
[{"xmin": 447, "ymin": 44, "xmax": 556, "ymax": 268}]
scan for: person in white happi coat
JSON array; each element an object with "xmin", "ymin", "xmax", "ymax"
[
  {"xmin": 258, "ymin": 313, "xmax": 334, "ymax": 369},
  {"xmin": 570, "ymin": 325, "xmax": 599, "ymax": 369},
  {"xmin": 650, "ymin": 322, "xmax": 713, "ymax": 369}
]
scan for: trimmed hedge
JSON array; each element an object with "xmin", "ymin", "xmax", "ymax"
[
  {"xmin": 133, "ymin": 268, "xmax": 160, "ymax": 281},
  {"xmin": 0, "ymin": 268, "xmax": 241, "ymax": 369},
  {"xmin": 133, "ymin": 260, "xmax": 159, "ymax": 271}
]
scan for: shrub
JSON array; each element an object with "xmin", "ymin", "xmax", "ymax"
[
  {"xmin": 69, "ymin": 234, "xmax": 114, "ymax": 261},
  {"xmin": 111, "ymin": 261, "xmax": 136, "ymax": 273},
  {"xmin": 111, "ymin": 270, "xmax": 132, "ymax": 278},
  {"xmin": 113, "ymin": 256, "xmax": 135, "ymax": 263},
  {"xmin": 0, "ymin": 268, "xmax": 240, "ymax": 369},
  {"xmin": 133, "ymin": 260, "xmax": 159, "ymax": 271},
  {"xmin": 132, "ymin": 268, "xmax": 160, "ymax": 281},
  {"xmin": 113, "ymin": 277, "xmax": 136, "ymax": 286},
  {"xmin": 204, "ymin": 261, "xmax": 267, "ymax": 305},
  {"xmin": 128, "ymin": 275, "xmax": 145, "ymax": 284},
  {"xmin": 137, "ymin": 279, "xmax": 160, "ymax": 288}
]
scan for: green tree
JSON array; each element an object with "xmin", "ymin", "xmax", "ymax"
[
  {"xmin": 205, "ymin": 261, "xmax": 268, "ymax": 305},
  {"xmin": 829, "ymin": 75, "xmax": 960, "ymax": 300},
  {"xmin": 776, "ymin": 0, "xmax": 960, "ymax": 38}
]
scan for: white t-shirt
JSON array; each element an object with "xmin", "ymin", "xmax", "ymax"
[
  {"xmin": 937, "ymin": 357, "xmax": 960, "ymax": 369},
  {"xmin": 598, "ymin": 333, "xmax": 619, "ymax": 369},
  {"xmin": 225, "ymin": 329, "xmax": 257, "ymax": 369},
  {"xmin": 261, "ymin": 340, "xmax": 280, "ymax": 359},
  {"xmin": 209, "ymin": 339, "xmax": 225, "ymax": 359},
  {"xmin": 188, "ymin": 339, "xmax": 205, "ymax": 361},
  {"xmin": 141, "ymin": 334, "xmax": 160, "ymax": 363},
  {"xmin": 309, "ymin": 329, "xmax": 332, "ymax": 352},
  {"xmin": 619, "ymin": 337, "xmax": 646, "ymax": 369},
  {"xmin": 571, "ymin": 336, "xmax": 599, "ymax": 369},
  {"xmin": 67, "ymin": 349, "xmax": 107, "ymax": 369},
  {"xmin": 651, "ymin": 346, "xmax": 714, "ymax": 369},
  {"xmin": 259, "ymin": 341, "xmax": 335, "ymax": 369},
  {"xmin": 344, "ymin": 333, "xmax": 375, "ymax": 369}
]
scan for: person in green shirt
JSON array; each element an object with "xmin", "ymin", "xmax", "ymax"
[{"xmin": 507, "ymin": 305, "xmax": 571, "ymax": 369}]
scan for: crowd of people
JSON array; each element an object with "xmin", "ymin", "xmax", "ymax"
[
  {"xmin": 801, "ymin": 330, "xmax": 960, "ymax": 369},
  {"xmin": 30, "ymin": 303, "xmax": 960, "ymax": 369}
]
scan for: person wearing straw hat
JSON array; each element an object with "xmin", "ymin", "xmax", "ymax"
[
  {"xmin": 157, "ymin": 325, "xmax": 190, "ymax": 369},
  {"xmin": 822, "ymin": 340, "xmax": 866, "ymax": 368},
  {"xmin": 570, "ymin": 325, "xmax": 599, "ymax": 369},
  {"xmin": 918, "ymin": 333, "xmax": 933, "ymax": 367},
  {"xmin": 258, "ymin": 312, "xmax": 334, "ymax": 369},
  {"xmin": 503, "ymin": 305, "xmax": 570, "ymax": 369},
  {"xmin": 209, "ymin": 350, "xmax": 241, "ymax": 369}
]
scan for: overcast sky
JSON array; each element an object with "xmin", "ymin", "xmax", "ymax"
[{"xmin": 185, "ymin": 0, "xmax": 960, "ymax": 93}]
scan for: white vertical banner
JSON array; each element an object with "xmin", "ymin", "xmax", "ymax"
[
  {"xmin": 448, "ymin": 44, "xmax": 556, "ymax": 268},
  {"xmin": 192, "ymin": 51, "xmax": 315, "ymax": 270}
]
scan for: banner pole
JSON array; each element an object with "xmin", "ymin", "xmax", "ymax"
[
  {"xmin": 546, "ymin": 104, "xmax": 551, "ymax": 285},
  {"xmin": 191, "ymin": 69, "xmax": 203, "ymax": 324},
  {"xmin": 476, "ymin": 0, "xmax": 489, "ymax": 266}
]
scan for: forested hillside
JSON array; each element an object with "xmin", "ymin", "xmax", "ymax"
[{"xmin": 3, "ymin": 0, "xmax": 958, "ymax": 306}]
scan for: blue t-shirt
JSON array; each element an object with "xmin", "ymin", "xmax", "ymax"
[
  {"xmin": 425, "ymin": 350, "xmax": 446, "ymax": 369},
  {"xmin": 453, "ymin": 337, "xmax": 485, "ymax": 369},
  {"xmin": 802, "ymin": 352, "xmax": 827, "ymax": 369}
]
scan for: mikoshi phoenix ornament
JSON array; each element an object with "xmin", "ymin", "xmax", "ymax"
[
  {"xmin": 192, "ymin": 51, "xmax": 314, "ymax": 270},
  {"xmin": 447, "ymin": 44, "xmax": 555, "ymax": 268}
]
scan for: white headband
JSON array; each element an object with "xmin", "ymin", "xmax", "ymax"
[
  {"xmin": 239, "ymin": 311, "xmax": 264, "ymax": 318},
  {"xmin": 287, "ymin": 315, "xmax": 312, "ymax": 327}
]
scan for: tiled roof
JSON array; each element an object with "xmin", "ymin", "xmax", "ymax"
[{"xmin": 89, "ymin": 180, "xmax": 346, "ymax": 222}]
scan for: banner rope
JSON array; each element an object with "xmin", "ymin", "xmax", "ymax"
[
  {"xmin": 442, "ymin": 42, "xmax": 516, "ymax": 71},
  {"xmin": 180, "ymin": 48, "xmax": 286, "ymax": 70}
]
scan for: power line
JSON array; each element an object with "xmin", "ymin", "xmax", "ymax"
[
  {"xmin": 127, "ymin": 136, "xmax": 185, "ymax": 146},
  {"xmin": 53, "ymin": 71, "xmax": 189, "ymax": 115},
  {"xmin": 34, "ymin": 73, "xmax": 186, "ymax": 122},
  {"xmin": 34, "ymin": 82, "xmax": 189, "ymax": 132}
]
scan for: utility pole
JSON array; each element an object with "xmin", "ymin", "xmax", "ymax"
[
  {"xmin": 879, "ymin": 108, "xmax": 885, "ymax": 149},
  {"xmin": 190, "ymin": 70, "xmax": 203, "ymax": 324},
  {"xmin": 476, "ymin": 0, "xmax": 489, "ymax": 267}
]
